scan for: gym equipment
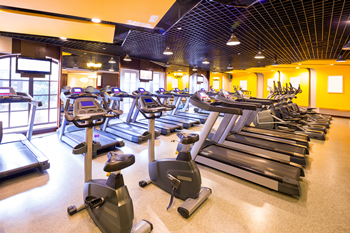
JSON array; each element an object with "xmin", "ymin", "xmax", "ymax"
[
  {"xmin": 0, "ymin": 87, "xmax": 50, "ymax": 178},
  {"xmin": 190, "ymin": 90, "xmax": 304, "ymax": 197},
  {"xmin": 65, "ymin": 96, "xmax": 153, "ymax": 233},
  {"xmin": 137, "ymin": 95, "xmax": 211, "ymax": 218},
  {"xmin": 57, "ymin": 87, "xmax": 124, "ymax": 155},
  {"xmin": 101, "ymin": 87, "xmax": 159, "ymax": 142}
]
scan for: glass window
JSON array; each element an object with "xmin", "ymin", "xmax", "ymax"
[
  {"xmin": 34, "ymin": 81, "xmax": 49, "ymax": 95},
  {"xmin": 11, "ymin": 80, "xmax": 29, "ymax": 93},
  {"xmin": 11, "ymin": 103, "xmax": 28, "ymax": 111},
  {"xmin": 0, "ymin": 58, "xmax": 10, "ymax": 80},
  {"xmin": 35, "ymin": 109, "xmax": 48, "ymax": 124},
  {"xmin": 10, "ymin": 111, "xmax": 28, "ymax": 127},
  {"xmin": 50, "ymin": 82, "xmax": 58, "ymax": 94},
  {"xmin": 0, "ymin": 80, "xmax": 9, "ymax": 88},
  {"xmin": 0, "ymin": 112, "xmax": 9, "ymax": 128},
  {"xmin": 34, "ymin": 95, "xmax": 49, "ymax": 108},
  {"xmin": 50, "ymin": 95, "xmax": 57, "ymax": 108},
  {"xmin": 49, "ymin": 109, "xmax": 57, "ymax": 122},
  {"xmin": 0, "ymin": 103, "xmax": 9, "ymax": 112}
]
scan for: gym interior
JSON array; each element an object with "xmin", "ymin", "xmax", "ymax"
[{"xmin": 0, "ymin": 1, "xmax": 350, "ymax": 232}]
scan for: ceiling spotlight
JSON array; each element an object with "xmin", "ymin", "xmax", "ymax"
[
  {"xmin": 59, "ymin": 37, "xmax": 67, "ymax": 40},
  {"xmin": 298, "ymin": 63, "xmax": 302, "ymax": 65},
  {"xmin": 330, "ymin": 64, "xmax": 334, "ymax": 65},
  {"xmin": 202, "ymin": 57, "xmax": 210, "ymax": 64},
  {"xmin": 226, "ymin": 33, "xmax": 240, "ymax": 46},
  {"xmin": 192, "ymin": 66, "xmax": 198, "ymax": 71},
  {"xmin": 227, "ymin": 63, "xmax": 233, "ymax": 70},
  {"xmin": 296, "ymin": 67, "xmax": 300, "ymax": 69},
  {"xmin": 102, "ymin": 48, "xmax": 106, "ymax": 50},
  {"xmin": 108, "ymin": 57, "xmax": 116, "ymax": 63},
  {"xmin": 254, "ymin": 51, "xmax": 265, "ymax": 59},
  {"xmin": 165, "ymin": 62, "xmax": 171, "ymax": 67},
  {"xmin": 336, "ymin": 55, "xmax": 346, "ymax": 62},
  {"xmin": 163, "ymin": 46, "xmax": 173, "ymax": 55},
  {"xmin": 342, "ymin": 39, "xmax": 350, "ymax": 50},
  {"xmin": 124, "ymin": 54, "xmax": 132, "ymax": 62},
  {"xmin": 84, "ymin": 53, "xmax": 87, "ymax": 54},
  {"xmin": 91, "ymin": 18, "xmax": 101, "ymax": 23},
  {"xmin": 177, "ymin": 27, "xmax": 182, "ymax": 30}
]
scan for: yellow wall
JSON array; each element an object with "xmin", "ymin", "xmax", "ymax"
[
  {"xmin": 209, "ymin": 72, "xmax": 223, "ymax": 91},
  {"xmin": 166, "ymin": 72, "xmax": 189, "ymax": 91},
  {"xmin": 67, "ymin": 73, "xmax": 96, "ymax": 88},
  {"xmin": 231, "ymin": 73, "xmax": 258, "ymax": 97},
  {"xmin": 314, "ymin": 66, "xmax": 350, "ymax": 110},
  {"xmin": 279, "ymin": 69, "xmax": 309, "ymax": 106}
]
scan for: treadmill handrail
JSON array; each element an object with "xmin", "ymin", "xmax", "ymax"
[
  {"xmin": 189, "ymin": 98, "xmax": 243, "ymax": 115},
  {"xmin": 0, "ymin": 121, "xmax": 2, "ymax": 143}
]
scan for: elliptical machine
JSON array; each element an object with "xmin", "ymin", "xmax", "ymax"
[
  {"xmin": 65, "ymin": 95, "xmax": 152, "ymax": 233},
  {"xmin": 137, "ymin": 95, "xmax": 212, "ymax": 219}
]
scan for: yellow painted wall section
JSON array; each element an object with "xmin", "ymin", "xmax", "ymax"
[
  {"xmin": 166, "ymin": 73, "xmax": 189, "ymax": 91},
  {"xmin": 262, "ymin": 72, "xmax": 279, "ymax": 98},
  {"xmin": 231, "ymin": 73, "xmax": 257, "ymax": 97},
  {"xmin": 314, "ymin": 66, "xmax": 350, "ymax": 111},
  {"xmin": 210, "ymin": 72, "xmax": 223, "ymax": 91},
  {"xmin": 279, "ymin": 69, "xmax": 309, "ymax": 106}
]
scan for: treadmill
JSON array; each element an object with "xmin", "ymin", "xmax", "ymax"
[
  {"xmin": 100, "ymin": 87, "xmax": 158, "ymax": 142},
  {"xmin": 131, "ymin": 88, "xmax": 200, "ymax": 129},
  {"xmin": 168, "ymin": 88, "xmax": 208, "ymax": 123},
  {"xmin": 188, "ymin": 91, "xmax": 304, "ymax": 197},
  {"xmin": 210, "ymin": 91, "xmax": 308, "ymax": 165},
  {"xmin": 57, "ymin": 87, "xmax": 124, "ymax": 155},
  {"xmin": 0, "ymin": 87, "xmax": 50, "ymax": 178},
  {"xmin": 194, "ymin": 88, "xmax": 225, "ymax": 116}
]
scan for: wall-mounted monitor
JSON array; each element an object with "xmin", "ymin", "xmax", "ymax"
[
  {"xmin": 140, "ymin": 70, "xmax": 153, "ymax": 81},
  {"xmin": 197, "ymin": 76, "xmax": 204, "ymax": 83},
  {"xmin": 16, "ymin": 56, "xmax": 52, "ymax": 75}
]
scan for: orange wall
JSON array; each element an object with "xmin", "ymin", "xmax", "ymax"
[
  {"xmin": 314, "ymin": 66, "xmax": 350, "ymax": 111},
  {"xmin": 231, "ymin": 73, "xmax": 257, "ymax": 97}
]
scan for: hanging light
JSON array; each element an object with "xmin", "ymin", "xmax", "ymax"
[
  {"xmin": 202, "ymin": 57, "xmax": 210, "ymax": 64},
  {"xmin": 123, "ymin": 54, "xmax": 132, "ymax": 62},
  {"xmin": 336, "ymin": 55, "xmax": 346, "ymax": 62},
  {"xmin": 178, "ymin": 67, "xmax": 182, "ymax": 72},
  {"xmin": 108, "ymin": 57, "xmax": 116, "ymax": 63},
  {"xmin": 272, "ymin": 59, "xmax": 279, "ymax": 66},
  {"xmin": 73, "ymin": 63, "xmax": 78, "ymax": 69},
  {"xmin": 192, "ymin": 66, "xmax": 198, "ymax": 71},
  {"xmin": 165, "ymin": 62, "xmax": 171, "ymax": 67},
  {"xmin": 342, "ymin": 40, "xmax": 350, "ymax": 50},
  {"xmin": 163, "ymin": 46, "xmax": 173, "ymax": 55},
  {"xmin": 227, "ymin": 63, "xmax": 233, "ymax": 70},
  {"xmin": 226, "ymin": 33, "xmax": 240, "ymax": 46},
  {"xmin": 254, "ymin": 51, "xmax": 265, "ymax": 59},
  {"xmin": 109, "ymin": 66, "xmax": 114, "ymax": 72}
]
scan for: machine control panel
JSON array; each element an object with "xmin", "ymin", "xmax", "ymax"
[
  {"xmin": 71, "ymin": 87, "xmax": 83, "ymax": 95},
  {"xmin": 112, "ymin": 88, "xmax": 120, "ymax": 93},
  {"xmin": 193, "ymin": 91, "xmax": 210, "ymax": 102},
  {"xmin": 75, "ymin": 98, "xmax": 106, "ymax": 116},
  {"xmin": 159, "ymin": 88, "xmax": 165, "ymax": 93},
  {"xmin": 173, "ymin": 88, "xmax": 180, "ymax": 93},
  {"xmin": 140, "ymin": 96, "xmax": 164, "ymax": 112}
]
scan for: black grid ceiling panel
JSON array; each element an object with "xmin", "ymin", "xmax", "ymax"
[{"xmin": 1, "ymin": 0, "xmax": 350, "ymax": 71}]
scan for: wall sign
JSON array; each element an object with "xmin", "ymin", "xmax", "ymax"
[
  {"xmin": 328, "ymin": 75, "xmax": 343, "ymax": 93},
  {"xmin": 290, "ymin": 77, "xmax": 300, "ymax": 89},
  {"xmin": 213, "ymin": 80, "xmax": 220, "ymax": 89},
  {"xmin": 240, "ymin": 80, "xmax": 247, "ymax": 90},
  {"xmin": 267, "ymin": 78, "xmax": 274, "ymax": 91}
]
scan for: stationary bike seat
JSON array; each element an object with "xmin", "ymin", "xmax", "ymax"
[
  {"xmin": 176, "ymin": 132, "xmax": 199, "ymax": 145},
  {"xmin": 104, "ymin": 152, "xmax": 135, "ymax": 172}
]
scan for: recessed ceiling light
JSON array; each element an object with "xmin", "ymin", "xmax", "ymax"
[
  {"xmin": 177, "ymin": 27, "xmax": 182, "ymax": 30},
  {"xmin": 330, "ymin": 64, "xmax": 334, "ymax": 65},
  {"xmin": 271, "ymin": 70, "xmax": 274, "ymax": 71},
  {"xmin": 59, "ymin": 37, "xmax": 67, "ymax": 40},
  {"xmin": 91, "ymin": 18, "xmax": 101, "ymax": 23},
  {"xmin": 103, "ymin": 48, "xmax": 106, "ymax": 50},
  {"xmin": 84, "ymin": 53, "xmax": 86, "ymax": 54},
  {"xmin": 298, "ymin": 63, "xmax": 302, "ymax": 65},
  {"xmin": 296, "ymin": 67, "xmax": 300, "ymax": 69}
]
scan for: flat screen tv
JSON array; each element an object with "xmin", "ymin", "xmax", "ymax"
[
  {"xmin": 16, "ymin": 56, "xmax": 52, "ymax": 75},
  {"xmin": 140, "ymin": 70, "xmax": 153, "ymax": 81},
  {"xmin": 197, "ymin": 75, "xmax": 204, "ymax": 83}
]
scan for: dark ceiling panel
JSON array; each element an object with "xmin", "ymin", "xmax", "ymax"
[{"xmin": 1, "ymin": 0, "xmax": 350, "ymax": 71}]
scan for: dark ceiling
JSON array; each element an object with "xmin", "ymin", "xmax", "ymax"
[{"xmin": 1, "ymin": 0, "xmax": 350, "ymax": 72}]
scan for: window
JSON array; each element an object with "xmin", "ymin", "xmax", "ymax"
[{"xmin": 0, "ymin": 56, "xmax": 58, "ymax": 130}]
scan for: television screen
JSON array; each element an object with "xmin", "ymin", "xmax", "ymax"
[
  {"xmin": 16, "ymin": 56, "xmax": 52, "ymax": 75},
  {"xmin": 197, "ymin": 76, "xmax": 204, "ymax": 82},
  {"xmin": 140, "ymin": 70, "xmax": 153, "ymax": 81}
]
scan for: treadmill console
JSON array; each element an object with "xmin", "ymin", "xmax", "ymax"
[
  {"xmin": 173, "ymin": 88, "xmax": 180, "ymax": 93},
  {"xmin": 140, "ymin": 96, "xmax": 164, "ymax": 113},
  {"xmin": 112, "ymin": 87, "xmax": 120, "ymax": 93},
  {"xmin": 159, "ymin": 88, "xmax": 165, "ymax": 93},
  {"xmin": 0, "ymin": 87, "xmax": 16, "ymax": 96},
  {"xmin": 193, "ymin": 91, "xmax": 210, "ymax": 102},
  {"xmin": 200, "ymin": 88, "xmax": 206, "ymax": 92},
  {"xmin": 74, "ymin": 98, "xmax": 106, "ymax": 117},
  {"xmin": 132, "ymin": 88, "xmax": 152, "ymax": 95},
  {"xmin": 71, "ymin": 87, "xmax": 83, "ymax": 95}
]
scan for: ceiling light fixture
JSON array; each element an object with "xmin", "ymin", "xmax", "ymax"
[
  {"xmin": 73, "ymin": 63, "xmax": 78, "ymax": 69},
  {"xmin": 336, "ymin": 55, "xmax": 346, "ymax": 62},
  {"xmin": 254, "ymin": 51, "xmax": 265, "ymax": 59},
  {"xmin": 91, "ymin": 18, "xmax": 101, "ymax": 23},
  {"xmin": 178, "ymin": 67, "xmax": 182, "ymax": 72},
  {"xmin": 123, "ymin": 54, "xmax": 132, "ymax": 62},
  {"xmin": 177, "ymin": 27, "xmax": 182, "ymax": 30},
  {"xmin": 165, "ymin": 62, "xmax": 171, "ymax": 67},
  {"xmin": 296, "ymin": 67, "xmax": 300, "ymax": 69},
  {"xmin": 108, "ymin": 57, "xmax": 116, "ymax": 63},
  {"xmin": 87, "ymin": 61, "xmax": 102, "ymax": 71},
  {"xmin": 202, "ymin": 57, "xmax": 210, "ymax": 64},
  {"xmin": 226, "ymin": 33, "xmax": 240, "ymax": 46},
  {"xmin": 192, "ymin": 66, "xmax": 198, "ymax": 71},
  {"xmin": 298, "ymin": 63, "xmax": 302, "ymax": 65},
  {"xmin": 342, "ymin": 39, "xmax": 350, "ymax": 50},
  {"xmin": 272, "ymin": 58, "xmax": 279, "ymax": 66},
  {"xmin": 330, "ymin": 64, "xmax": 334, "ymax": 65},
  {"xmin": 109, "ymin": 66, "xmax": 114, "ymax": 72},
  {"xmin": 163, "ymin": 46, "xmax": 173, "ymax": 55},
  {"xmin": 59, "ymin": 37, "xmax": 67, "ymax": 40}
]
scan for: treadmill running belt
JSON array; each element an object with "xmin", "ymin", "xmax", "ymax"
[
  {"xmin": 242, "ymin": 127, "xmax": 308, "ymax": 142},
  {"xmin": 228, "ymin": 134, "xmax": 307, "ymax": 155},
  {"xmin": 0, "ymin": 142, "xmax": 39, "ymax": 177},
  {"xmin": 202, "ymin": 145, "xmax": 300, "ymax": 180}
]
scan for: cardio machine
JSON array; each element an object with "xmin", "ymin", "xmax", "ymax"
[
  {"xmin": 137, "ymin": 95, "xmax": 211, "ymax": 218},
  {"xmin": 65, "ymin": 96, "xmax": 152, "ymax": 233}
]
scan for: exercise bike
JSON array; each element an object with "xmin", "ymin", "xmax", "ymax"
[
  {"xmin": 65, "ymin": 95, "xmax": 152, "ymax": 233},
  {"xmin": 137, "ymin": 95, "xmax": 211, "ymax": 219}
]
